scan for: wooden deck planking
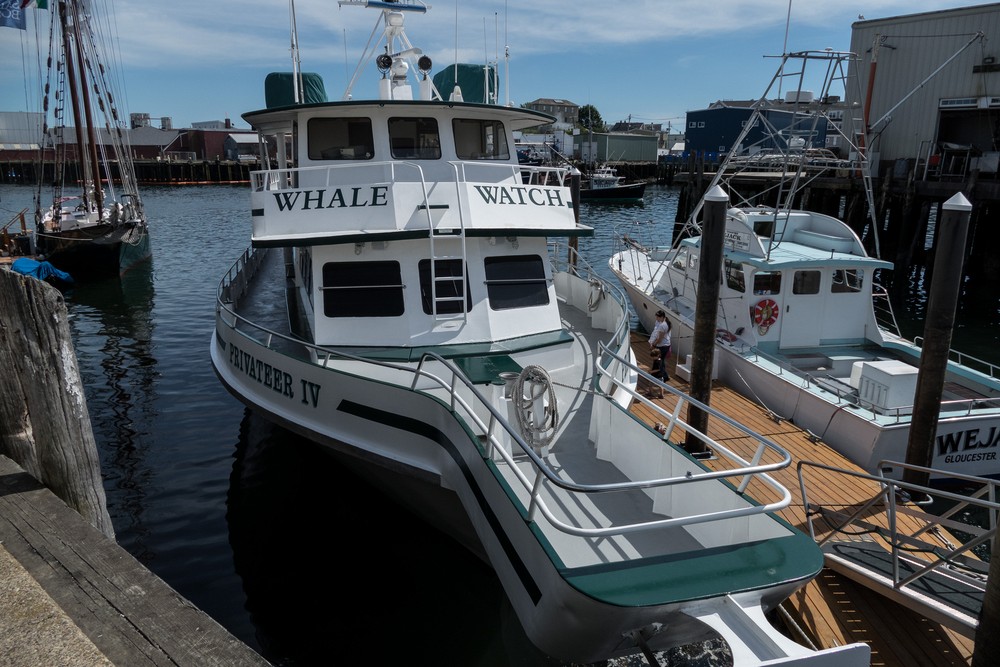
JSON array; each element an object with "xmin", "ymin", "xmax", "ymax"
[{"xmin": 626, "ymin": 332, "xmax": 976, "ymax": 665}]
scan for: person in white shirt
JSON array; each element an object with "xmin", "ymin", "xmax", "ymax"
[{"xmin": 647, "ymin": 310, "xmax": 672, "ymax": 393}]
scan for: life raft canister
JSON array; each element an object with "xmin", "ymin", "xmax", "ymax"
[{"xmin": 752, "ymin": 298, "xmax": 779, "ymax": 334}]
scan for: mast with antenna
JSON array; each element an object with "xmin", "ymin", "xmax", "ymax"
[{"xmin": 289, "ymin": 0, "xmax": 303, "ymax": 103}]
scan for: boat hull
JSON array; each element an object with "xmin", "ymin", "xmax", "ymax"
[
  {"xmin": 580, "ymin": 182, "xmax": 646, "ymax": 203},
  {"xmin": 37, "ymin": 221, "xmax": 151, "ymax": 278},
  {"xmin": 613, "ymin": 262, "xmax": 1000, "ymax": 483},
  {"xmin": 211, "ymin": 316, "xmax": 821, "ymax": 661}
]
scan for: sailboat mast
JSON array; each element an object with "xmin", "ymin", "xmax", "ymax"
[
  {"xmin": 62, "ymin": 0, "xmax": 104, "ymax": 214},
  {"xmin": 58, "ymin": 1, "xmax": 90, "ymax": 209}
]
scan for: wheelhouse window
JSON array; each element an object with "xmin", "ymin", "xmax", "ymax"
[
  {"xmin": 453, "ymin": 118, "xmax": 510, "ymax": 160},
  {"xmin": 753, "ymin": 271, "xmax": 781, "ymax": 295},
  {"xmin": 485, "ymin": 255, "xmax": 549, "ymax": 310},
  {"xmin": 671, "ymin": 248, "xmax": 689, "ymax": 270},
  {"xmin": 419, "ymin": 259, "xmax": 471, "ymax": 314},
  {"xmin": 831, "ymin": 268, "xmax": 864, "ymax": 293},
  {"xmin": 307, "ymin": 117, "xmax": 374, "ymax": 160},
  {"xmin": 388, "ymin": 117, "xmax": 441, "ymax": 159},
  {"xmin": 321, "ymin": 261, "xmax": 404, "ymax": 317},
  {"xmin": 792, "ymin": 270, "xmax": 822, "ymax": 295},
  {"xmin": 724, "ymin": 259, "xmax": 746, "ymax": 292}
]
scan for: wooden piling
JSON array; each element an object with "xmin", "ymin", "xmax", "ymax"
[
  {"xmin": 684, "ymin": 186, "xmax": 728, "ymax": 454},
  {"xmin": 904, "ymin": 193, "xmax": 972, "ymax": 488},
  {"xmin": 0, "ymin": 269, "xmax": 114, "ymax": 539}
]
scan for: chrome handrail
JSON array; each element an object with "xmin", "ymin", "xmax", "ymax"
[{"xmin": 217, "ymin": 248, "xmax": 797, "ymax": 539}]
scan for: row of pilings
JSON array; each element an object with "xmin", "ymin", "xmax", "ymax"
[{"xmin": 673, "ymin": 155, "xmax": 1000, "ymax": 322}]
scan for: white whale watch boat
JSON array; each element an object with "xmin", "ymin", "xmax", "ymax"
[
  {"xmin": 611, "ymin": 49, "xmax": 1000, "ymax": 484},
  {"xmin": 211, "ymin": 3, "xmax": 867, "ymax": 664}
]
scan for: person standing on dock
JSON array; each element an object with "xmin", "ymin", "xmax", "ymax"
[{"xmin": 648, "ymin": 310, "xmax": 672, "ymax": 386}]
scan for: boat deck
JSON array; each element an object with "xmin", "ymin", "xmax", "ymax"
[{"xmin": 628, "ymin": 332, "xmax": 977, "ymax": 665}]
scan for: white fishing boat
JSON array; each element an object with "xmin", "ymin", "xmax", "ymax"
[
  {"xmin": 611, "ymin": 49, "xmax": 1000, "ymax": 483},
  {"xmin": 581, "ymin": 163, "xmax": 646, "ymax": 202},
  {"xmin": 211, "ymin": 4, "xmax": 867, "ymax": 663},
  {"xmin": 30, "ymin": 0, "xmax": 151, "ymax": 277}
]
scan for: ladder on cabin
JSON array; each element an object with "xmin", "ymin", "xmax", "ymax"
[{"xmin": 424, "ymin": 199, "xmax": 469, "ymax": 324}]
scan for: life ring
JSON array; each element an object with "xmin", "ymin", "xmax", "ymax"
[{"xmin": 753, "ymin": 298, "xmax": 779, "ymax": 329}]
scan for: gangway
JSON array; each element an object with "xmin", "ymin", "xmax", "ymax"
[{"xmin": 798, "ymin": 460, "xmax": 998, "ymax": 636}]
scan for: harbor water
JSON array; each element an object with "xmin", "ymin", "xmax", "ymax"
[{"xmin": 0, "ymin": 182, "xmax": 997, "ymax": 665}]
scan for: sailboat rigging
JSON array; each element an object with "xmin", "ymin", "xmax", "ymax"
[{"xmin": 31, "ymin": 0, "xmax": 151, "ymax": 278}]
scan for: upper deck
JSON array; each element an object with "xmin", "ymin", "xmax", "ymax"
[{"xmin": 244, "ymin": 101, "xmax": 587, "ymax": 246}]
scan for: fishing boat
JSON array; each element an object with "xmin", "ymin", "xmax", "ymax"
[
  {"xmin": 29, "ymin": 0, "xmax": 151, "ymax": 277},
  {"xmin": 211, "ymin": 4, "xmax": 868, "ymax": 663},
  {"xmin": 581, "ymin": 163, "xmax": 646, "ymax": 202},
  {"xmin": 611, "ymin": 49, "xmax": 1000, "ymax": 483}
]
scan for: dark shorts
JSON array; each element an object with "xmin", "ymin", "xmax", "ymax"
[{"xmin": 656, "ymin": 345, "xmax": 671, "ymax": 379}]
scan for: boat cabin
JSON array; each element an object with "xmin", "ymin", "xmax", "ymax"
[
  {"xmin": 675, "ymin": 208, "xmax": 891, "ymax": 351},
  {"xmin": 242, "ymin": 82, "xmax": 590, "ymax": 352}
]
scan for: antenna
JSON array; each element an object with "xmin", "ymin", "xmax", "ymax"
[
  {"xmin": 289, "ymin": 0, "xmax": 303, "ymax": 103},
  {"xmin": 504, "ymin": 0, "xmax": 510, "ymax": 106}
]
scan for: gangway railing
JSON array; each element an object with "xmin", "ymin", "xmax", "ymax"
[{"xmin": 797, "ymin": 459, "xmax": 1000, "ymax": 634}]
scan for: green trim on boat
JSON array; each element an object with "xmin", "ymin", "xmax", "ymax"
[
  {"xmin": 251, "ymin": 225, "xmax": 593, "ymax": 248},
  {"xmin": 562, "ymin": 532, "xmax": 823, "ymax": 606}
]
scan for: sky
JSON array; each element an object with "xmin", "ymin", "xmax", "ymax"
[{"xmin": 0, "ymin": 0, "xmax": 986, "ymax": 131}]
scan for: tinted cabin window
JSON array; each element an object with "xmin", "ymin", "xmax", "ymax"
[
  {"xmin": 322, "ymin": 261, "xmax": 404, "ymax": 317},
  {"xmin": 308, "ymin": 118, "xmax": 374, "ymax": 160},
  {"xmin": 832, "ymin": 268, "xmax": 864, "ymax": 293},
  {"xmin": 485, "ymin": 255, "xmax": 549, "ymax": 310},
  {"xmin": 792, "ymin": 270, "xmax": 822, "ymax": 295},
  {"xmin": 419, "ymin": 259, "xmax": 471, "ymax": 314},
  {"xmin": 453, "ymin": 118, "xmax": 510, "ymax": 159},
  {"xmin": 389, "ymin": 117, "xmax": 441, "ymax": 159},
  {"xmin": 725, "ymin": 259, "xmax": 745, "ymax": 292},
  {"xmin": 753, "ymin": 271, "xmax": 781, "ymax": 295}
]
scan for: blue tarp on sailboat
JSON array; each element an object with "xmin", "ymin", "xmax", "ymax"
[{"xmin": 11, "ymin": 257, "xmax": 74, "ymax": 283}]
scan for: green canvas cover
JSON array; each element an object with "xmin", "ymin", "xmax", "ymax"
[
  {"xmin": 432, "ymin": 64, "xmax": 498, "ymax": 104},
  {"xmin": 264, "ymin": 72, "xmax": 328, "ymax": 108}
]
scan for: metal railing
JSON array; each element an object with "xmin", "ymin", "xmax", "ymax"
[
  {"xmin": 250, "ymin": 158, "xmax": 571, "ymax": 193},
  {"xmin": 798, "ymin": 459, "xmax": 998, "ymax": 601},
  {"xmin": 216, "ymin": 248, "xmax": 797, "ymax": 539}
]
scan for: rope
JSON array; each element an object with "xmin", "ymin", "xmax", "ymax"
[
  {"xmin": 512, "ymin": 365, "xmax": 559, "ymax": 450},
  {"xmin": 587, "ymin": 278, "xmax": 605, "ymax": 312}
]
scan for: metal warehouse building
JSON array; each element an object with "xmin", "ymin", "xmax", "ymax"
[{"xmin": 848, "ymin": 3, "xmax": 1000, "ymax": 173}]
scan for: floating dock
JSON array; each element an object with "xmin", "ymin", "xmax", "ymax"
[{"xmin": 630, "ymin": 331, "xmax": 978, "ymax": 666}]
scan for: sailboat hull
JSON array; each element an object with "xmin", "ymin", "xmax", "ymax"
[{"xmin": 38, "ymin": 222, "xmax": 151, "ymax": 278}]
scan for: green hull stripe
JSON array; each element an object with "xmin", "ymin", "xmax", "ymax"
[{"xmin": 251, "ymin": 226, "xmax": 593, "ymax": 248}]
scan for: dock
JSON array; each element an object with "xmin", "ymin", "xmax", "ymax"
[
  {"xmin": 0, "ymin": 455, "xmax": 270, "ymax": 667},
  {"xmin": 629, "ymin": 331, "xmax": 978, "ymax": 666}
]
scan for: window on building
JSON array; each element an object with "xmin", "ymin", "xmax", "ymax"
[
  {"xmin": 698, "ymin": 121, "xmax": 705, "ymax": 128},
  {"xmin": 308, "ymin": 117, "xmax": 374, "ymax": 160},
  {"xmin": 453, "ymin": 118, "xmax": 510, "ymax": 160},
  {"xmin": 321, "ymin": 261, "xmax": 404, "ymax": 317},
  {"xmin": 484, "ymin": 255, "xmax": 549, "ymax": 309},
  {"xmin": 418, "ymin": 259, "xmax": 471, "ymax": 314},
  {"xmin": 389, "ymin": 117, "xmax": 441, "ymax": 159}
]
